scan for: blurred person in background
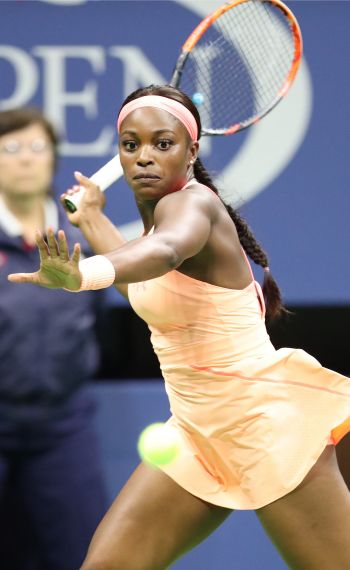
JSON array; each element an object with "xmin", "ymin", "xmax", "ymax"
[{"xmin": 0, "ymin": 108, "xmax": 108, "ymax": 570}]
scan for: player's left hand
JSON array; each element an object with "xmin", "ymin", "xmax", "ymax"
[{"xmin": 8, "ymin": 227, "xmax": 82, "ymax": 290}]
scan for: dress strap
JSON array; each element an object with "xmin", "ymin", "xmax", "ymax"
[
  {"xmin": 241, "ymin": 247, "xmax": 255, "ymax": 282},
  {"xmin": 241, "ymin": 248, "xmax": 266, "ymax": 318}
]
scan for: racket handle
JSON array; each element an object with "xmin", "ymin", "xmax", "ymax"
[{"xmin": 64, "ymin": 154, "xmax": 123, "ymax": 213}]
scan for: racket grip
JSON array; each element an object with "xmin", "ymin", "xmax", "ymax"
[{"xmin": 64, "ymin": 154, "xmax": 123, "ymax": 213}]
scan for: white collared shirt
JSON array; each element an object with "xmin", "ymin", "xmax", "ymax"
[{"xmin": 0, "ymin": 195, "xmax": 59, "ymax": 237}]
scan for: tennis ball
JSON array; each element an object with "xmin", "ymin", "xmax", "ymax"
[
  {"xmin": 137, "ymin": 422, "xmax": 180, "ymax": 467},
  {"xmin": 192, "ymin": 92, "xmax": 204, "ymax": 106}
]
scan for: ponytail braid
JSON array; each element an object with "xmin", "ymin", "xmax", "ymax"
[{"xmin": 194, "ymin": 159, "xmax": 286, "ymax": 320}]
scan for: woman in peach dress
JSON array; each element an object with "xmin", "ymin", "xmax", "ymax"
[{"xmin": 8, "ymin": 85, "xmax": 350, "ymax": 570}]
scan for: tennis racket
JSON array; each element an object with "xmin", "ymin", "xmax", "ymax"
[{"xmin": 65, "ymin": 0, "xmax": 302, "ymax": 212}]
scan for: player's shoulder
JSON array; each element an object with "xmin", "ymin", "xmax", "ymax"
[
  {"xmin": 164, "ymin": 179, "xmax": 219, "ymax": 205},
  {"xmin": 184, "ymin": 178, "xmax": 220, "ymax": 202},
  {"xmin": 156, "ymin": 179, "xmax": 220, "ymax": 221}
]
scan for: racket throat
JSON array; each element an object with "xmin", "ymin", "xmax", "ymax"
[{"xmin": 170, "ymin": 51, "xmax": 190, "ymax": 88}]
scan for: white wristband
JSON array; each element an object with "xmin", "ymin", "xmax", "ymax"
[{"xmin": 66, "ymin": 255, "xmax": 116, "ymax": 292}]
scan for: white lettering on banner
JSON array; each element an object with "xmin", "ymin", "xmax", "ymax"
[
  {"xmin": 109, "ymin": 46, "xmax": 165, "ymax": 100},
  {"xmin": 0, "ymin": 47, "xmax": 39, "ymax": 109},
  {"xmin": 33, "ymin": 46, "xmax": 115, "ymax": 156},
  {"xmin": 0, "ymin": 45, "xmax": 166, "ymax": 157}
]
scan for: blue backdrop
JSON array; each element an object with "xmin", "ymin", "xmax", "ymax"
[{"xmin": 0, "ymin": 0, "xmax": 349, "ymax": 305}]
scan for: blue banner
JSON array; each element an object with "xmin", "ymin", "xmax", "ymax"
[{"xmin": 0, "ymin": 0, "xmax": 348, "ymax": 304}]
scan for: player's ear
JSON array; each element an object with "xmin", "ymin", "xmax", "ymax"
[{"xmin": 189, "ymin": 141, "xmax": 199, "ymax": 164}]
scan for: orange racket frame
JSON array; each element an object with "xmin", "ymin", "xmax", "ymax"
[{"xmin": 170, "ymin": 0, "xmax": 303, "ymax": 135}]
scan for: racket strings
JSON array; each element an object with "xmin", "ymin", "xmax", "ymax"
[
  {"xmin": 218, "ymin": 2, "xmax": 295, "ymax": 121},
  {"xmin": 237, "ymin": 4, "xmax": 294, "ymax": 95},
  {"xmin": 180, "ymin": 0, "xmax": 296, "ymax": 133}
]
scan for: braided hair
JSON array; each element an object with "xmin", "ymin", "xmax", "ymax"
[{"xmin": 119, "ymin": 84, "xmax": 286, "ymax": 320}]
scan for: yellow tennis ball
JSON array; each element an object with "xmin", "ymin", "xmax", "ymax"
[{"xmin": 137, "ymin": 422, "xmax": 180, "ymax": 467}]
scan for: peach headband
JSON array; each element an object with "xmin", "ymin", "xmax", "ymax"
[{"xmin": 117, "ymin": 95, "xmax": 198, "ymax": 141}]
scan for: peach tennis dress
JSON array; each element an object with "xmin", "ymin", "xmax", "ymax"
[{"xmin": 128, "ymin": 238, "xmax": 350, "ymax": 510}]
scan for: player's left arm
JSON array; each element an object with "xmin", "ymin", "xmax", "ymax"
[
  {"xmin": 105, "ymin": 188, "xmax": 214, "ymax": 284},
  {"xmin": 8, "ymin": 190, "xmax": 214, "ymax": 291}
]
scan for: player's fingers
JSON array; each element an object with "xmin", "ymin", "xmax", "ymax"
[
  {"xmin": 61, "ymin": 186, "xmax": 80, "ymax": 200},
  {"xmin": 71, "ymin": 242, "xmax": 81, "ymax": 265},
  {"xmin": 35, "ymin": 230, "xmax": 49, "ymax": 260},
  {"xmin": 57, "ymin": 229, "xmax": 69, "ymax": 261},
  {"xmin": 74, "ymin": 171, "xmax": 100, "ymax": 192},
  {"xmin": 46, "ymin": 226, "xmax": 59, "ymax": 257},
  {"xmin": 74, "ymin": 171, "xmax": 90, "ymax": 184},
  {"xmin": 8, "ymin": 272, "xmax": 39, "ymax": 284}
]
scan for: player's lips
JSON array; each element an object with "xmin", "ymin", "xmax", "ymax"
[{"xmin": 133, "ymin": 172, "xmax": 161, "ymax": 180}]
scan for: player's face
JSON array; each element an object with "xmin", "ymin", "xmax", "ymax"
[
  {"xmin": 118, "ymin": 107, "xmax": 198, "ymax": 202},
  {"xmin": 0, "ymin": 123, "xmax": 55, "ymax": 198}
]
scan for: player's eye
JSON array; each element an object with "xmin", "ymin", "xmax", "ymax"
[
  {"xmin": 122, "ymin": 141, "xmax": 138, "ymax": 151},
  {"xmin": 157, "ymin": 139, "xmax": 172, "ymax": 150}
]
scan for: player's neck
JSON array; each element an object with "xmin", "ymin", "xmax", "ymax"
[{"xmin": 136, "ymin": 199, "xmax": 155, "ymax": 236}]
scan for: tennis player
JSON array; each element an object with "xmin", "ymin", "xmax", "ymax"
[{"xmin": 8, "ymin": 85, "xmax": 350, "ymax": 570}]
